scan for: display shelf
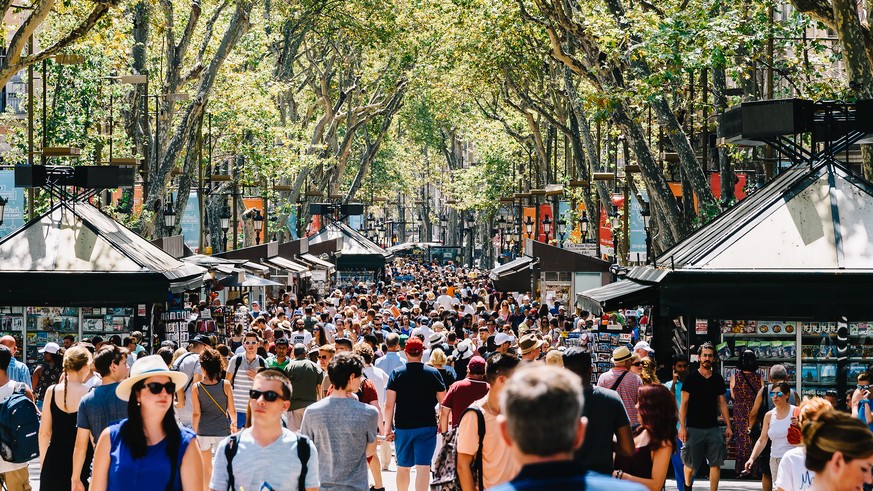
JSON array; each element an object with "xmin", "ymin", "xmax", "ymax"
[
  {"xmin": 723, "ymin": 357, "xmax": 795, "ymax": 363},
  {"xmin": 722, "ymin": 333, "xmax": 797, "ymax": 338}
]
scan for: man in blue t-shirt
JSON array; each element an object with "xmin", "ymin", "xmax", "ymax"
[
  {"xmin": 71, "ymin": 345, "xmax": 130, "ymax": 491},
  {"xmin": 384, "ymin": 337, "xmax": 445, "ymax": 491}
]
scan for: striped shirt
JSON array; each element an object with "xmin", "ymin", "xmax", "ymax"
[
  {"xmin": 8, "ymin": 359, "xmax": 30, "ymax": 387},
  {"xmin": 596, "ymin": 368, "xmax": 643, "ymax": 425},
  {"xmin": 227, "ymin": 354, "xmax": 266, "ymax": 414}
]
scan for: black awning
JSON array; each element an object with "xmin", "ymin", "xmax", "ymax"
[
  {"xmin": 576, "ymin": 279, "xmax": 655, "ymax": 314},
  {"xmin": 489, "ymin": 256, "xmax": 535, "ymax": 292}
]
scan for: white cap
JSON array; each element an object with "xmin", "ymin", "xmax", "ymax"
[
  {"xmin": 494, "ymin": 332, "xmax": 513, "ymax": 346},
  {"xmin": 634, "ymin": 341, "xmax": 653, "ymax": 353},
  {"xmin": 39, "ymin": 342, "xmax": 60, "ymax": 354}
]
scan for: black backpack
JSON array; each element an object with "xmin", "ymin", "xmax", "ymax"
[
  {"xmin": 0, "ymin": 383, "xmax": 39, "ymax": 463},
  {"xmin": 224, "ymin": 432, "xmax": 311, "ymax": 491}
]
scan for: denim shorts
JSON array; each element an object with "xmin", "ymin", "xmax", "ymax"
[{"xmin": 395, "ymin": 426, "xmax": 437, "ymax": 467}]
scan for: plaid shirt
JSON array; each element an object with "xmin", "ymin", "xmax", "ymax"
[{"xmin": 596, "ymin": 368, "xmax": 642, "ymax": 425}]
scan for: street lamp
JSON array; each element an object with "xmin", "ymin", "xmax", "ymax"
[
  {"xmin": 610, "ymin": 207, "xmax": 621, "ymax": 264},
  {"xmin": 541, "ymin": 215, "xmax": 552, "ymax": 243},
  {"xmin": 219, "ymin": 204, "xmax": 231, "ymax": 250},
  {"xmin": 252, "ymin": 209, "xmax": 264, "ymax": 244},
  {"xmin": 464, "ymin": 213, "xmax": 475, "ymax": 267},
  {"xmin": 439, "ymin": 214, "xmax": 448, "ymax": 243},
  {"xmin": 0, "ymin": 195, "xmax": 7, "ymax": 226},
  {"xmin": 640, "ymin": 201, "xmax": 654, "ymax": 266},
  {"xmin": 556, "ymin": 217, "xmax": 566, "ymax": 247},
  {"xmin": 524, "ymin": 215, "xmax": 534, "ymax": 238},
  {"xmin": 579, "ymin": 211, "xmax": 589, "ymax": 242},
  {"xmin": 163, "ymin": 196, "xmax": 176, "ymax": 236}
]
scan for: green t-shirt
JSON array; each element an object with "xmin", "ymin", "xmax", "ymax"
[{"xmin": 267, "ymin": 356, "xmax": 290, "ymax": 370}]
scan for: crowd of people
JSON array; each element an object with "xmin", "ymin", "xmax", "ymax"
[{"xmin": 0, "ymin": 259, "xmax": 872, "ymax": 491}]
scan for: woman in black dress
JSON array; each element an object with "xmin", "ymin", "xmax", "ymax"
[{"xmin": 38, "ymin": 346, "xmax": 93, "ymax": 490}]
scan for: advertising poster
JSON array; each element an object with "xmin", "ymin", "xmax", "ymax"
[{"xmin": 0, "ymin": 170, "xmax": 25, "ymax": 239}]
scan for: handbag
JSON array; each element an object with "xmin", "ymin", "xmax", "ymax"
[
  {"xmin": 199, "ymin": 381, "xmax": 233, "ymax": 427},
  {"xmin": 787, "ymin": 406, "xmax": 802, "ymax": 445}
]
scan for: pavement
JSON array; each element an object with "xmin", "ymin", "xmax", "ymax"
[{"xmin": 25, "ymin": 454, "xmax": 766, "ymax": 490}]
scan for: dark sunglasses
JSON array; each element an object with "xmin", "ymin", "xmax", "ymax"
[
  {"xmin": 143, "ymin": 382, "xmax": 176, "ymax": 395},
  {"xmin": 859, "ymin": 384, "xmax": 871, "ymax": 390},
  {"xmin": 632, "ymin": 362, "xmax": 643, "ymax": 367},
  {"xmin": 319, "ymin": 355, "xmax": 329, "ymax": 360},
  {"xmin": 249, "ymin": 389, "xmax": 283, "ymax": 402}
]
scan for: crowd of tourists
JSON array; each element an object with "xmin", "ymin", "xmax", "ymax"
[{"xmin": 0, "ymin": 259, "xmax": 871, "ymax": 491}]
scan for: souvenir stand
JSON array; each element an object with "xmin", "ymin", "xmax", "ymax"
[
  {"xmin": 0, "ymin": 201, "xmax": 205, "ymax": 369},
  {"xmin": 308, "ymin": 221, "xmax": 391, "ymax": 285},
  {"xmin": 577, "ymin": 98, "xmax": 873, "ymax": 473}
]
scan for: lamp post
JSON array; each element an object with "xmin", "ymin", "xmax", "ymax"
[
  {"xmin": 439, "ymin": 214, "xmax": 448, "ymax": 244},
  {"xmin": 610, "ymin": 207, "xmax": 621, "ymax": 264},
  {"xmin": 541, "ymin": 215, "xmax": 552, "ymax": 244},
  {"xmin": 579, "ymin": 211, "xmax": 589, "ymax": 242},
  {"xmin": 524, "ymin": 215, "xmax": 534, "ymax": 239},
  {"xmin": 497, "ymin": 215, "xmax": 507, "ymax": 258},
  {"xmin": 556, "ymin": 217, "xmax": 566, "ymax": 247},
  {"xmin": 252, "ymin": 209, "xmax": 264, "ymax": 244},
  {"xmin": 640, "ymin": 202, "xmax": 654, "ymax": 266},
  {"xmin": 464, "ymin": 213, "xmax": 475, "ymax": 267},
  {"xmin": 219, "ymin": 204, "xmax": 231, "ymax": 251},
  {"xmin": 163, "ymin": 195, "xmax": 176, "ymax": 237}
]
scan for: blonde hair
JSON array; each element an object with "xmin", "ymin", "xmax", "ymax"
[
  {"xmin": 545, "ymin": 349, "xmax": 564, "ymax": 367},
  {"xmin": 640, "ymin": 358, "xmax": 660, "ymax": 385},
  {"xmin": 429, "ymin": 348, "xmax": 447, "ymax": 367},
  {"xmin": 62, "ymin": 346, "xmax": 92, "ymax": 407},
  {"xmin": 798, "ymin": 396, "xmax": 833, "ymax": 427}
]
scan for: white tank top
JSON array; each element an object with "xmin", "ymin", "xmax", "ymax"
[{"xmin": 768, "ymin": 404, "xmax": 796, "ymax": 458}]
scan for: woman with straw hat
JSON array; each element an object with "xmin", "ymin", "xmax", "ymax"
[{"xmin": 90, "ymin": 355, "xmax": 203, "ymax": 491}]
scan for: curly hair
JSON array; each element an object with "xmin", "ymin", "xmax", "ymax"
[
  {"xmin": 639, "ymin": 358, "xmax": 660, "ymax": 385},
  {"xmin": 199, "ymin": 348, "xmax": 227, "ymax": 380},
  {"xmin": 637, "ymin": 384, "xmax": 678, "ymax": 452}
]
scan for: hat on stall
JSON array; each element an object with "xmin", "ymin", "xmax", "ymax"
[
  {"xmin": 518, "ymin": 333, "xmax": 545, "ymax": 355},
  {"xmin": 494, "ymin": 332, "xmax": 513, "ymax": 346},
  {"xmin": 612, "ymin": 346, "xmax": 634, "ymax": 363},
  {"xmin": 39, "ymin": 342, "xmax": 60, "ymax": 355},
  {"xmin": 405, "ymin": 337, "xmax": 424, "ymax": 356},
  {"xmin": 116, "ymin": 355, "xmax": 190, "ymax": 402},
  {"xmin": 467, "ymin": 356, "xmax": 486, "ymax": 375}
]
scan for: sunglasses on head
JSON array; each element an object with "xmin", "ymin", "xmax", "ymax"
[
  {"xmin": 249, "ymin": 389, "xmax": 283, "ymax": 402},
  {"xmin": 770, "ymin": 391, "xmax": 784, "ymax": 397},
  {"xmin": 142, "ymin": 382, "xmax": 176, "ymax": 395}
]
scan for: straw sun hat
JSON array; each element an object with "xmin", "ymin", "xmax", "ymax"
[{"xmin": 116, "ymin": 355, "xmax": 190, "ymax": 402}]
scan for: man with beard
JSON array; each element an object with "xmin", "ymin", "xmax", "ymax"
[{"xmin": 679, "ymin": 343, "xmax": 732, "ymax": 491}]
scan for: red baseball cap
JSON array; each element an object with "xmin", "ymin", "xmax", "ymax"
[{"xmin": 405, "ymin": 337, "xmax": 424, "ymax": 355}]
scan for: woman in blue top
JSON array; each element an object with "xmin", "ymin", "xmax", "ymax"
[{"xmin": 90, "ymin": 355, "xmax": 203, "ymax": 491}]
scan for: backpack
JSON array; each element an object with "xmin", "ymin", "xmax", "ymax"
[
  {"xmin": 230, "ymin": 356, "xmax": 267, "ymax": 389},
  {"xmin": 431, "ymin": 406, "xmax": 485, "ymax": 491},
  {"xmin": 171, "ymin": 352, "xmax": 199, "ymax": 394},
  {"xmin": 224, "ymin": 431, "xmax": 310, "ymax": 491},
  {"xmin": 0, "ymin": 383, "xmax": 39, "ymax": 463}
]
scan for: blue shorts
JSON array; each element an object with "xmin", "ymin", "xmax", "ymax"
[{"xmin": 395, "ymin": 426, "xmax": 437, "ymax": 467}]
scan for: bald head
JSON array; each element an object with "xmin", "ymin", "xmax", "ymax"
[{"xmin": 0, "ymin": 335, "xmax": 17, "ymax": 351}]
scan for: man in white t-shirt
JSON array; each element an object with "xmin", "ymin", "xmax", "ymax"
[
  {"xmin": 290, "ymin": 319, "xmax": 314, "ymax": 347},
  {"xmin": 0, "ymin": 345, "xmax": 35, "ymax": 489},
  {"xmin": 435, "ymin": 287, "xmax": 456, "ymax": 311}
]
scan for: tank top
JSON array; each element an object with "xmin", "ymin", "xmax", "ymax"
[
  {"xmin": 768, "ymin": 404, "xmax": 796, "ymax": 459},
  {"xmin": 196, "ymin": 381, "xmax": 231, "ymax": 437},
  {"xmin": 106, "ymin": 419, "xmax": 196, "ymax": 491},
  {"xmin": 614, "ymin": 442, "xmax": 654, "ymax": 479}
]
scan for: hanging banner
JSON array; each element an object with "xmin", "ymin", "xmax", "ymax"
[
  {"xmin": 348, "ymin": 214, "xmax": 363, "ymax": 231},
  {"xmin": 111, "ymin": 185, "xmax": 143, "ymax": 216},
  {"xmin": 628, "ymin": 192, "xmax": 647, "ymax": 263},
  {"xmin": 538, "ymin": 203, "xmax": 553, "ymax": 243},
  {"xmin": 286, "ymin": 205, "xmax": 299, "ymax": 240},
  {"xmin": 307, "ymin": 215, "xmax": 322, "ymax": 237},
  {"xmin": 178, "ymin": 191, "xmax": 200, "ymax": 250},
  {"xmin": 710, "ymin": 172, "xmax": 748, "ymax": 201},
  {"xmin": 242, "ymin": 198, "xmax": 264, "ymax": 243},
  {"xmin": 599, "ymin": 196, "xmax": 621, "ymax": 259},
  {"xmin": 0, "ymin": 170, "xmax": 25, "ymax": 239}
]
